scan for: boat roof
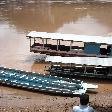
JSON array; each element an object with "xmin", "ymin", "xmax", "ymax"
[
  {"xmin": 27, "ymin": 31, "xmax": 112, "ymax": 44},
  {"xmin": 45, "ymin": 56, "xmax": 112, "ymax": 66}
]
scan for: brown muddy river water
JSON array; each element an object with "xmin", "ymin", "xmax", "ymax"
[
  {"xmin": 0, "ymin": 0, "xmax": 112, "ymax": 109},
  {"xmin": 0, "ymin": 0, "xmax": 112, "ymax": 72}
]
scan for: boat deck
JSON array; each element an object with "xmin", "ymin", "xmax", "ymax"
[
  {"xmin": 30, "ymin": 43, "xmax": 108, "ymax": 57},
  {"xmin": 30, "ymin": 43, "xmax": 83, "ymax": 57}
]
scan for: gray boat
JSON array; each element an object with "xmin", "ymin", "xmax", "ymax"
[{"xmin": 46, "ymin": 56, "xmax": 112, "ymax": 79}]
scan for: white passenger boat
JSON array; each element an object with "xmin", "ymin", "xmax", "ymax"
[{"xmin": 27, "ymin": 31, "xmax": 112, "ymax": 57}]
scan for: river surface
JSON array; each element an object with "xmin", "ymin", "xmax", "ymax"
[
  {"xmin": 0, "ymin": 0, "xmax": 112, "ymax": 108},
  {"xmin": 0, "ymin": 0, "xmax": 112, "ymax": 72}
]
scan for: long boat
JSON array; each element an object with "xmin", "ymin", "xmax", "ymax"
[
  {"xmin": 0, "ymin": 66, "xmax": 98, "ymax": 96},
  {"xmin": 45, "ymin": 56, "xmax": 112, "ymax": 79},
  {"xmin": 27, "ymin": 31, "xmax": 112, "ymax": 57}
]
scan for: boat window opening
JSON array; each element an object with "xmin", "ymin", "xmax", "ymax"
[
  {"xmin": 31, "ymin": 38, "xmax": 43, "ymax": 47},
  {"xmin": 72, "ymin": 42, "xmax": 84, "ymax": 50},
  {"xmin": 95, "ymin": 67, "xmax": 109, "ymax": 75},
  {"xmin": 108, "ymin": 67, "xmax": 112, "ymax": 74},
  {"xmin": 100, "ymin": 45, "xmax": 107, "ymax": 49},
  {"xmin": 84, "ymin": 66, "xmax": 95, "ymax": 74},
  {"xmin": 100, "ymin": 45, "xmax": 108, "ymax": 55},
  {"xmin": 34, "ymin": 38, "xmax": 36, "ymax": 44},
  {"xmin": 75, "ymin": 66, "xmax": 82, "ymax": 67},
  {"xmin": 107, "ymin": 45, "xmax": 112, "ymax": 55},
  {"xmin": 73, "ymin": 66, "xmax": 85, "ymax": 74}
]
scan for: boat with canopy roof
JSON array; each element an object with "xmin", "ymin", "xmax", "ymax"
[
  {"xmin": 27, "ymin": 31, "xmax": 112, "ymax": 57},
  {"xmin": 45, "ymin": 56, "xmax": 112, "ymax": 79},
  {"xmin": 26, "ymin": 31, "xmax": 112, "ymax": 79}
]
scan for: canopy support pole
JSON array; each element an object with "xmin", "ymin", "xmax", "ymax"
[
  {"xmin": 57, "ymin": 40, "xmax": 59, "ymax": 51},
  {"xmin": 110, "ymin": 45, "xmax": 112, "ymax": 56},
  {"xmin": 34, "ymin": 38, "xmax": 36, "ymax": 44},
  {"xmin": 94, "ymin": 66, "xmax": 97, "ymax": 74},
  {"xmin": 30, "ymin": 38, "xmax": 31, "ymax": 51},
  {"xmin": 30, "ymin": 38, "xmax": 31, "ymax": 47},
  {"xmin": 42, "ymin": 39, "xmax": 44, "ymax": 48},
  {"xmin": 84, "ymin": 65, "xmax": 87, "ymax": 74},
  {"xmin": 46, "ymin": 39, "xmax": 47, "ymax": 44},
  {"xmin": 70, "ymin": 40, "xmax": 73, "ymax": 51},
  {"xmin": 59, "ymin": 40, "xmax": 60, "ymax": 46}
]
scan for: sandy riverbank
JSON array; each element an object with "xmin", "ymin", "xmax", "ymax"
[
  {"xmin": 0, "ymin": 78, "xmax": 112, "ymax": 112},
  {"xmin": 0, "ymin": 92, "xmax": 112, "ymax": 112}
]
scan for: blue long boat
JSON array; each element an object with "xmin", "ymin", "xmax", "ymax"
[{"xmin": 0, "ymin": 66, "xmax": 97, "ymax": 96}]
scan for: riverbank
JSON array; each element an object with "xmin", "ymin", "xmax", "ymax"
[
  {"xmin": 0, "ymin": 92, "xmax": 112, "ymax": 112},
  {"xmin": 0, "ymin": 79, "xmax": 112, "ymax": 112}
]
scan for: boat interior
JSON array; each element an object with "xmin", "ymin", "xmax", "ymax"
[{"xmin": 47, "ymin": 64, "xmax": 112, "ymax": 79}]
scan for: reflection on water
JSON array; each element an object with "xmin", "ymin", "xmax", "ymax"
[{"xmin": 0, "ymin": 1, "xmax": 112, "ymax": 34}]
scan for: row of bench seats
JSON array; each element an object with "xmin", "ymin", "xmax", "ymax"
[
  {"xmin": 49, "ymin": 65, "xmax": 109, "ymax": 77},
  {"xmin": 0, "ymin": 67, "xmax": 84, "ymax": 94}
]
